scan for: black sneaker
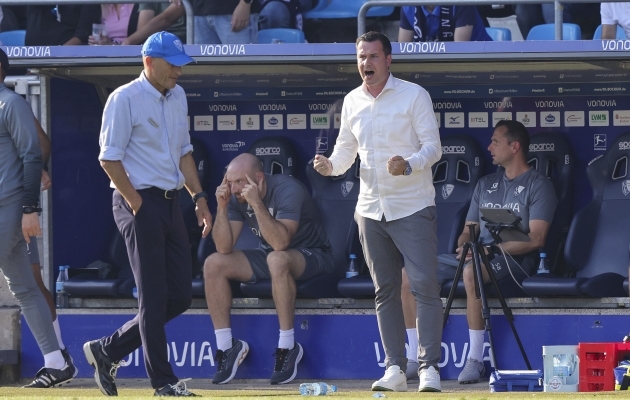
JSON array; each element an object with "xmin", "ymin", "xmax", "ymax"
[
  {"xmin": 61, "ymin": 348, "xmax": 79, "ymax": 378},
  {"xmin": 83, "ymin": 339, "xmax": 126, "ymax": 396},
  {"xmin": 154, "ymin": 379, "xmax": 199, "ymax": 396},
  {"xmin": 270, "ymin": 342, "xmax": 303, "ymax": 385},
  {"xmin": 22, "ymin": 362, "xmax": 76, "ymax": 388},
  {"xmin": 212, "ymin": 339, "xmax": 249, "ymax": 384}
]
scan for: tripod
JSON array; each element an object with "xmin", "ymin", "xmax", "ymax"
[{"xmin": 442, "ymin": 223, "xmax": 532, "ymax": 370}]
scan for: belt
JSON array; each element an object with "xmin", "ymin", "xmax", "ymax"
[{"xmin": 140, "ymin": 187, "xmax": 179, "ymax": 200}]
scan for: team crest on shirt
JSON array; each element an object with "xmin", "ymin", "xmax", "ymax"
[
  {"xmin": 268, "ymin": 208, "xmax": 274, "ymax": 216},
  {"xmin": 514, "ymin": 186, "xmax": 525, "ymax": 196},
  {"xmin": 442, "ymin": 184, "xmax": 454, "ymax": 199},
  {"xmin": 174, "ymin": 40, "xmax": 183, "ymax": 51},
  {"xmin": 487, "ymin": 183, "xmax": 498, "ymax": 194},
  {"xmin": 341, "ymin": 181, "xmax": 354, "ymax": 197},
  {"xmin": 623, "ymin": 180, "xmax": 630, "ymax": 196}
]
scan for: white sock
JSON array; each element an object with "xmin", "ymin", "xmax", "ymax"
[
  {"xmin": 406, "ymin": 328, "xmax": 418, "ymax": 362},
  {"xmin": 43, "ymin": 350, "xmax": 66, "ymax": 369},
  {"xmin": 468, "ymin": 329, "xmax": 485, "ymax": 361},
  {"xmin": 215, "ymin": 328, "xmax": 232, "ymax": 351},
  {"xmin": 53, "ymin": 317, "xmax": 65, "ymax": 350},
  {"xmin": 278, "ymin": 329, "xmax": 294, "ymax": 350}
]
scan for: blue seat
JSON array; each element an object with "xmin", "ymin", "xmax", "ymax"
[
  {"xmin": 0, "ymin": 30, "xmax": 25, "ymax": 46},
  {"xmin": 338, "ymin": 135, "xmax": 485, "ymax": 299},
  {"xmin": 304, "ymin": 0, "xmax": 394, "ymax": 19},
  {"xmin": 257, "ymin": 28, "xmax": 305, "ymax": 44},
  {"xmin": 522, "ymin": 132, "xmax": 630, "ymax": 297},
  {"xmin": 485, "ymin": 27, "xmax": 512, "ymax": 41},
  {"xmin": 526, "ymin": 23, "xmax": 581, "ymax": 40},
  {"xmin": 593, "ymin": 24, "xmax": 627, "ymax": 39}
]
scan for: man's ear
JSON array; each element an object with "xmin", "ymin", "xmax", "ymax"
[{"xmin": 256, "ymin": 171, "xmax": 265, "ymax": 184}]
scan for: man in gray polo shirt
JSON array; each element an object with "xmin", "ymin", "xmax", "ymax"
[
  {"xmin": 204, "ymin": 152, "xmax": 333, "ymax": 385},
  {"xmin": 0, "ymin": 48, "xmax": 77, "ymax": 388},
  {"xmin": 444, "ymin": 120, "xmax": 556, "ymax": 384}
]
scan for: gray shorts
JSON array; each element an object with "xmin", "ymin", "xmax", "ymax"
[
  {"xmin": 242, "ymin": 247, "xmax": 334, "ymax": 283},
  {"xmin": 28, "ymin": 237, "xmax": 39, "ymax": 265},
  {"xmin": 437, "ymin": 251, "xmax": 535, "ymax": 286}
]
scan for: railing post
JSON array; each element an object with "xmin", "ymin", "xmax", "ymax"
[{"xmin": 554, "ymin": 0, "xmax": 563, "ymax": 40}]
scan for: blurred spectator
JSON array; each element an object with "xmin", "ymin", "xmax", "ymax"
[
  {"xmin": 88, "ymin": 4, "xmax": 139, "ymax": 45},
  {"xmin": 600, "ymin": 2, "xmax": 630, "ymax": 39},
  {"xmin": 259, "ymin": 0, "xmax": 313, "ymax": 30},
  {"xmin": 399, "ymin": 6, "xmax": 492, "ymax": 42},
  {"xmin": 515, "ymin": 3, "xmax": 599, "ymax": 39},
  {"xmin": 0, "ymin": 6, "xmax": 27, "ymax": 32},
  {"xmin": 193, "ymin": 0, "xmax": 260, "ymax": 44},
  {"xmin": 25, "ymin": 5, "xmax": 101, "ymax": 46},
  {"xmin": 122, "ymin": 1, "xmax": 186, "ymax": 45}
]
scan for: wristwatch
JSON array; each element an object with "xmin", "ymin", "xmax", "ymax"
[
  {"xmin": 192, "ymin": 191, "xmax": 208, "ymax": 203},
  {"xmin": 403, "ymin": 161, "xmax": 412, "ymax": 176},
  {"xmin": 23, "ymin": 206, "xmax": 42, "ymax": 214}
]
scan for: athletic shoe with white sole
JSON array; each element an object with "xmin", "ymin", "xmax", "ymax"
[
  {"xmin": 371, "ymin": 365, "xmax": 407, "ymax": 392},
  {"xmin": 418, "ymin": 366, "xmax": 441, "ymax": 392},
  {"xmin": 83, "ymin": 339, "xmax": 127, "ymax": 396},
  {"xmin": 155, "ymin": 379, "xmax": 200, "ymax": 396},
  {"xmin": 61, "ymin": 348, "xmax": 78, "ymax": 378},
  {"xmin": 269, "ymin": 342, "xmax": 303, "ymax": 385},
  {"xmin": 457, "ymin": 358, "xmax": 485, "ymax": 384},
  {"xmin": 22, "ymin": 362, "xmax": 76, "ymax": 388},
  {"xmin": 212, "ymin": 339, "xmax": 249, "ymax": 384}
]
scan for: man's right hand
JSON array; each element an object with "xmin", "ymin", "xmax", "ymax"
[
  {"xmin": 22, "ymin": 213, "xmax": 41, "ymax": 242},
  {"xmin": 127, "ymin": 194, "xmax": 143, "ymax": 216},
  {"xmin": 216, "ymin": 174, "xmax": 231, "ymax": 208},
  {"xmin": 313, "ymin": 154, "xmax": 333, "ymax": 176},
  {"xmin": 231, "ymin": 0, "xmax": 251, "ymax": 32},
  {"xmin": 455, "ymin": 244, "xmax": 472, "ymax": 263}
]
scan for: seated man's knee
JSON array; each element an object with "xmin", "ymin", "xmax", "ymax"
[
  {"xmin": 203, "ymin": 253, "xmax": 232, "ymax": 280},
  {"xmin": 259, "ymin": 2, "xmax": 291, "ymax": 29},
  {"xmin": 267, "ymin": 250, "xmax": 292, "ymax": 278}
]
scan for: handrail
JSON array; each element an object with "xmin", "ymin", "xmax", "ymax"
[
  {"xmin": 358, "ymin": 0, "xmax": 600, "ymax": 40},
  {"xmin": 0, "ymin": 0, "xmax": 194, "ymax": 44}
]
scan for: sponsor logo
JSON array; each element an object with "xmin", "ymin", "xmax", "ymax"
[
  {"xmin": 240, "ymin": 115, "xmax": 260, "ymax": 130},
  {"xmin": 316, "ymin": 137, "xmax": 328, "ymax": 153},
  {"xmin": 255, "ymin": 92, "xmax": 268, "ymax": 96},
  {"xmin": 620, "ymin": 141, "xmax": 630, "ymax": 150},
  {"xmin": 589, "ymin": 111, "xmax": 609, "ymax": 126},
  {"xmin": 488, "ymin": 88, "xmax": 493, "ymax": 94},
  {"xmin": 193, "ymin": 116, "xmax": 213, "ymax": 131},
  {"xmin": 309, "ymin": 104, "xmax": 335, "ymax": 111},
  {"xmin": 535, "ymin": 101, "xmax": 564, "ymax": 108},
  {"xmin": 594, "ymin": 134, "xmax": 607, "ymax": 150},
  {"xmin": 588, "ymin": 100, "xmax": 616, "ymax": 107},
  {"xmin": 433, "ymin": 102, "xmax": 462, "ymax": 109},
  {"xmin": 311, "ymin": 114, "xmax": 330, "ymax": 129},
  {"xmin": 445, "ymin": 113, "xmax": 465, "ymax": 128},
  {"xmin": 487, "ymin": 182, "xmax": 498, "ymax": 194},
  {"xmin": 442, "ymin": 146, "xmax": 465, "ymax": 154},
  {"xmin": 484, "ymin": 101, "xmax": 512, "ymax": 109},
  {"xmin": 173, "ymin": 40, "xmax": 183, "ymax": 51},
  {"xmin": 264, "ymin": 114, "xmax": 283, "ymax": 130},
  {"xmin": 287, "ymin": 114, "xmax": 307, "ymax": 130},
  {"xmin": 529, "ymin": 143, "xmax": 555, "ymax": 152},
  {"xmin": 565, "ymin": 154, "xmax": 570, "ymax": 165},
  {"xmin": 200, "ymin": 44, "xmax": 245, "ymax": 56},
  {"xmin": 258, "ymin": 104, "xmax": 286, "ymax": 111},
  {"xmin": 341, "ymin": 182, "xmax": 354, "ymax": 197},
  {"xmin": 548, "ymin": 377, "xmax": 563, "ymax": 391},
  {"xmin": 442, "ymin": 184, "xmax": 454, "ymax": 199},
  {"xmin": 4, "ymin": 47, "xmax": 52, "ymax": 58},
  {"xmin": 398, "ymin": 42, "xmax": 446, "ymax": 53},
  {"xmin": 209, "ymin": 104, "xmax": 237, "ymax": 112},
  {"xmin": 614, "ymin": 110, "xmax": 630, "ymax": 126},
  {"xmin": 564, "ymin": 111, "xmax": 584, "ymax": 127},
  {"xmin": 492, "ymin": 112, "xmax": 512, "ymax": 126},
  {"xmin": 255, "ymin": 147, "xmax": 281, "ymax": 156},
  {"xmin": 221, "ymin": 141, "xmax": 245, "ymax": 152},
  {"xmin": 516, "ymin": 112, "xmax": 536, "ymax": 127},
  {"xmin": 468, "ymin": 112, "xmax": 488, "ymax": 128},
  {"xmin": 514, "ymin": 186, "xmax": 525, "ymax": 196},
  {"xmin": 623, "ymin": 180, "xmax": 630, "ymax": 196},
  {"xmin": 541, "ymin": 112, "xmax": 560, "ymax": 127},
  {"xmin": 334, "ymin": 113, "xmax": 341, "ymax": 129},
  {"xmin": 217, "ymin": 115, "xmax": 237, "ymax": 131}
]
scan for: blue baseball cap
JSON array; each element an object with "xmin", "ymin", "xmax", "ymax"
[{"xmin": 141, "ymin": 31, "xmax": 194, "ymax": 66}]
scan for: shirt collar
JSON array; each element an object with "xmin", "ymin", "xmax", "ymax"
[
  {"xmin": 421, "ymin": 6, "xmax": 441, "ymax": 16},
  {"xmin": 361, "ymin": 72, "xmax": 396, "ymax": 97},
  {"xmin": 138, "ymin": 71, "xmax": 171, "ymax": 101}
]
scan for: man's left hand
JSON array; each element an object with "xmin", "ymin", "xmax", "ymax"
[
  {"xmin": 387, "ymin": 155, "xmax": 406, "ymax": 176},
  {"xmin": 195, "ymin": 199, "xmax": 213, "ymax": 238},
  {"xmin": 242, "ymin": 174, "xmax": 262, "ymax": 206},
  {"xmin": 22, "ymin": 213, "xmax": 41, "ymax": 242},
  {"xmin": 41, "ymin": 170, "xmax": 51, "ymax": 191}
]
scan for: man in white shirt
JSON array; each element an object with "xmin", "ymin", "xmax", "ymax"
[
  {"xmin": 313, "ymin": 31, "xmax": 442, "ymax": 393},
  {"xmin": 600, "ymin": 2, "xmax": 630, "ymax": 39}
]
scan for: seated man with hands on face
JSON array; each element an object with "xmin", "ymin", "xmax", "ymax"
[{"xmin": 203, "ymin": 153, "xmax": 334, "ymax": 385}]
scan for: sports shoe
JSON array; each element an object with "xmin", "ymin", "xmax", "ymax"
[
  {"xmin": 212, "ymin": 339, "xmax": 249, "ymax": 384},
  {"xmin": 61, "ymin": 348, "xmax": 79, "ymax": 378},
  {"xmin": 22, "ymin": 362, "xmax": 76, "ymax": 388},
  {"xmin": 154, "ymin": 379, "xmax": 199, "ymax": 396},
  {"xmin": 457, "ymin": 358, "xmax": 485, "ymax": 384},
  {"xmin": 406, "ymin": 360, "xmax": 419, "ymax": 381},
  {"xmin": 371, "ymin": 365, "xmax": 407, "ymax": 392},
  {"xmin": 418, "ymin": 366, "xmax": 441, "ymax": 392},
  {"xmin": 83, "ymin": 339, "xmax": 127, "ymax": 396},
  {"xmin": 269, "ymin": 342, "xmax": 303, "ymax": 385}
]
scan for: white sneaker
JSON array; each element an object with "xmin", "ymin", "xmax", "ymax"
[
  {"xmin": 418, "ymin": 366, "xmax": 441, "ymax": 392},
  {"xmin": 372, "ymin": 365, "xmax": 407, "ymax": 392}
]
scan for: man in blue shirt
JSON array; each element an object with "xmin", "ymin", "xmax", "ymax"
[
  {"xmin": 399, "ymin": 6, "xmax": 491, "ymax": 42},
  {"xmin": 83, "ymin": 32, "xmax": 212, "ymax": 397}
]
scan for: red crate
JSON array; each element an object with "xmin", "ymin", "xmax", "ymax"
[{"xmin": 578, "ymin": 343, "xmax": 630, "ymax": 392}]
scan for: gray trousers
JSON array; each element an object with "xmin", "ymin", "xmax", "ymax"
[
  {"xmin": 356, "ymin": 207, "xmax": 443, "ymax": 371},
  {"xmin": 0, "ymin": 200, "xmax": 57, "ymax": 355}
]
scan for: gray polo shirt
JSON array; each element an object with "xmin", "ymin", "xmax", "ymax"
[
  {"xmin": 0, "ymin": 83, "xmax": 42, "ymax": 207},
  {"xmin": 228, "ymin": 173, "xmax": 332, "ymax": 253},
  {"xmin": 98, "ymin": 72, "xmax": 193, "ymax": 190}
]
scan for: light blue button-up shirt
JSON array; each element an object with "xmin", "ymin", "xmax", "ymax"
[{"xmin": 98, "ymin": 72, "xmax": 193, "ymax": 191}]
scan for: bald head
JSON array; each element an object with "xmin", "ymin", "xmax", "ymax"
[
  {"xmin": 226, "ymin": 153, "xmax": 265, "ymax": 203},
  {"xmin": 228, "ymin": 153, "xmax": 263, "ymax": 174}
]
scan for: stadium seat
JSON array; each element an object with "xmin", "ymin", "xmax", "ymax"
[
  {"xmin": 526, "ymin": 23, "xmax": 581, "ymax": 40},
  {"xmin": 593, "ymin": 24, "xmax": 627, "ymax": 40},
  {"xmin": 257, "ymin": 28, "xmax": 305, "ymax": 43},
  {"xmin": 521, "ymin": 132, "xmax": 630, "ymax": 297},
  {"xmin": 338, "ymin": 135, "xmax": 485, "ymax": 299},
  {"xmin": 304, "ymin": 0, "xmax": 394, "ymax": 19},
  {"xmin": 247, "ymin": 136, "xmax": 298, "ymax": 176},
  {"xmin": 485, "ymin": 27, "xmax": 512, "ymax": 41},
  {"xmin": 0, "ymin": 30, "xmax": 25, "ymax": 46}
]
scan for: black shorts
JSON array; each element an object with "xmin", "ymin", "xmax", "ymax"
[{"xmin": 242, "ymin": 247, "xmax": 334, "ymax": 283}]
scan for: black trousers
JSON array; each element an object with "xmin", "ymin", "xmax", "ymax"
[{"xmin": 103, "ymin": 189, "xmax": 192, "ymax": 389}]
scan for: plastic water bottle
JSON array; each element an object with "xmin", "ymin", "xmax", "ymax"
[
  {"xmin": 55, "ymin": 265, "xmax": 69, "ymax": 308},
  {"xmin": 132, "ymin": 287, "xmax": 138, "ymax": 299},
  {"xmin": 346, "ymin": 254, "xmax": 358, "ymax": 278},
  {"xmin": 299, "ymin": 382, "xmax": 337, "ymax": 396},
  {"xmin": 537, "ymin": 252, "xmax": 549, "ymax": 274}
]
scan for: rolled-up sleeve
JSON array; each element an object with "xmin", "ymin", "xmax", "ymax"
[
  {"xmin": 99, "ymin": 91, "xmax": 131, "ymax": 161},
  {"xmin": 179, "ymin": 94, "xmax": 193, "ymax": 157},
  {"xmin": 407, "ymin": 88, "xmax": 441, "ymax": 172}
]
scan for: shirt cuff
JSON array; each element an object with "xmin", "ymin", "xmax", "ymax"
[
  {"xmin": 405, "ymin": 155, "xmax": 422, "ymax": 173},
  {"xmin": 98, "ymin": 146, "xmax": 125, "ymax": 161},
  {"xmin": 180, "ymin": 144, "xmax": 193, "ymax": 158}
]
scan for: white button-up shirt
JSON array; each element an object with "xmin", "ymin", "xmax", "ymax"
[
  {"xmin": 329, "ymin": 73, "xmax": 441, "ymax": 222},
  {"xmin": 98, "ymin": 72, "xmax": 193, "ymax": 190}
]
